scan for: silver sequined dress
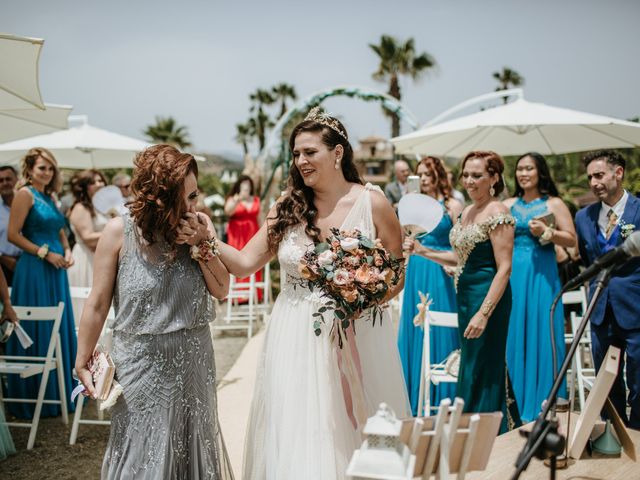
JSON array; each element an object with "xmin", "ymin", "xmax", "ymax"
[{"xmin": 102, "ymin": 214, "xmax": 233, "ymax": 479}]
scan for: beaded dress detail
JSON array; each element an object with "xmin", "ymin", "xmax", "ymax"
[
  {"xmin": 449, "ymin": 213, "xmax": 515, "ymax": 289},
  {"xmin": 102, "ymin": 214, "xmax": 233, "ymax": 480}
]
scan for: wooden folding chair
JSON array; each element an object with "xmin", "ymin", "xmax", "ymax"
[
  {"xmin": 417, "ymin": 310, "xmax": 459, "ymax": 417},
  {"xmin": 0, "ymin": 302, "xmax": 67, "ymax": 449}
]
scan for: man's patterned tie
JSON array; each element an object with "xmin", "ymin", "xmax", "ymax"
[{"xmin": 605, "ymin": 209, "xmax": 619, "ymax": 239}]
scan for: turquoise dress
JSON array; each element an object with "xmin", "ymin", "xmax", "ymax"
[
  {"xmin": 6, "ymin": 187, "xmax": 76, "ymax": 418},
  {"xmin": 507, "ymin": 197, "xmax": 566, "ymax": 422},
  {"xmin": 450, "ymin": 214, "xmax": 521, "ymax": 433},
  {"xmin": 0, "ymin": 406, "xmax": 15, "ymax": 460},
  {"xmin": 398, "ymin": 206, "xmax": 459, "ymax": 416}
]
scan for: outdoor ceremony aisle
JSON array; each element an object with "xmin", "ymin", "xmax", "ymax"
[{"xmin": 217, "ymin": 329, "xmax": 265, "ymax": 476}]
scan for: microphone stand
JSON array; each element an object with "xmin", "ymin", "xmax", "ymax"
[{"xmin": 510, "ymin": 266, "xmax": 615, "ymax": 480}]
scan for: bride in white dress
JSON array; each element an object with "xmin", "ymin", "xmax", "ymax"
[{"xmin": 217, "ymin": 109, "xmax": 410, "ymax": 480}]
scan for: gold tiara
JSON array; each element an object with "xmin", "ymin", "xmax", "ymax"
[{"xmin": 304, "ymin": 107, "xmax": 348, "ymax": 140}]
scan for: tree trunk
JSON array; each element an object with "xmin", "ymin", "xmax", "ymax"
[{"xmin": 389, "ymin": 75, "xmax": 401, "ymax": 138}]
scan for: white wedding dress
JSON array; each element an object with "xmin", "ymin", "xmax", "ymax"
[{"xmin": 243, "ymin": 184, "xmax": 410, "ymax": 480}]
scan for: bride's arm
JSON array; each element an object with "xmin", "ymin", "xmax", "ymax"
[
  {"xmin": 217, "ymin": 222, "xmax": 273, "ymax": 278},
  {"xmin": 371, "ymin": 191, "xmax": 405, "ymax": 300},
  {"xmin": 216, "ymin": 203, "xmax": 278, "ymax": 278}
]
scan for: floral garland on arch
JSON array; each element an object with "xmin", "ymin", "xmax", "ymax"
[{"xmin": 297, "ymin": 228, "xmax": 404, "ymax": 348}]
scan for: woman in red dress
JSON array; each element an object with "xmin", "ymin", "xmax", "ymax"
[{"xmin": 225, "ymin": 175, "xmax": 262, "ymax": 300}]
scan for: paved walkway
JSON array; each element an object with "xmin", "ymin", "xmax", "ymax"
[{"xmin": 218, "ymin": 329, "xmax": 264, "ymax": 477}]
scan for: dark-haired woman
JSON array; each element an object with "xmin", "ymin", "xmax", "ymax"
[
  {"xmin": 67, "ymin": 170, "xmax": 108, "ymax": 288},
  {"xmin": 406, "ymin": 150, "xmax": 521, "ymax": 433},
  {"xmin": 224, "ymin": 174, "xmax": 262, "ymax": 300},
  {"xmin": 75, "ymin": 145, "xmax": 232, "ymax": 478},
  {"xmin": 7, "ymin": 147, "xmax": 76, "ymax": 418},
  {"xmin": 503, "ymin": 152, "xmax": 576, "ymax": 422},
  {"xmin": 215, "ymin": 108, "xmax": 409, "ymax": 480},
  {"xmin": 398, "ymin": 156, "xmax": 462, "ymax": 415}
]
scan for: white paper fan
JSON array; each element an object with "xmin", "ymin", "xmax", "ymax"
[
  {"xmin": 92, "ymin": 185, "xmax": 127, "ymax": 217},
  {"xmin": 398, "ymin": 193, "xmax": 444, "ymax": 237}
]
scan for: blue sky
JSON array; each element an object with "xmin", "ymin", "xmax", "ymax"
[{"xmin": 4, "ymin": 0, "xmax": 639, "ymax": 157}]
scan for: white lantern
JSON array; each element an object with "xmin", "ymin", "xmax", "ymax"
[{"xmin": 346, "ymin": 403, "xmax": 415, "ymax": 480}]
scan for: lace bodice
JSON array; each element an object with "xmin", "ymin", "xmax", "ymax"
[
  {"xmin": 511, "ymin": 196, "xmax": 551, "ymax": 251},
  {"xmin": 449, "ymin": 213, "xmax": 515, "ymax": 288},
  {"xmin": 277, "ymin": 184, "xmax": 382, "ymax": 304}
]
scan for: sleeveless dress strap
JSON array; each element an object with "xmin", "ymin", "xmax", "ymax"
[{"xmin": 119, "ymin": 213, "xmax": 137, "ymax": 260}]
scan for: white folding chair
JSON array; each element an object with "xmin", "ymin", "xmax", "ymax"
[
  {"xmin": 569, "ymin": 311, "xmax": 596, "ymax": 411},
  {"xmin": 252, "ymin": 263, "xmax": 272, "ymax": 323},
  {"xmin": 0, "ymin": 302, "xmax": 67, "ymax": 450},
  {"xmin": 562, "ymin": 287, "xmax": 590, "ymax": 410},
  {"xmin": 214, "ymin": 266, "xmax": 269, "ymax": 338},
  {"xmin": 69, "ymin": 297, "xmax": 116, "ymax": 445},
  {"xmin": 417, "ymin": 310, "xmax": 459, "ymax": 417},
  {"xmin": 69, "ymin": 286, "xmax": 115, "ymax": 334}
]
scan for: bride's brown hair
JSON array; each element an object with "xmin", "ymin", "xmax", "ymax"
[
  {"xmin": 128, "ymin": 144, "xmax": 198, "ymax": 246},
  {"xmin": 267, "ymin": 116, "xmax": 362, "ymax": 253}
]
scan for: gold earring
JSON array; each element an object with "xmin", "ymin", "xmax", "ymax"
[{"xmin": 489, "ymin": 184, "xmax": 496, "ymax": 196}]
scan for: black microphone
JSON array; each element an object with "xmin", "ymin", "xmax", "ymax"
[{"xmin": 563, "ymin": 230, "xmax": 640, "ymax": 291}]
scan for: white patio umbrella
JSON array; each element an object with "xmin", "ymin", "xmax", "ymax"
[
  {"xmin": 0, "ymin": 33, "xmax": 46, "ymax": 110},
  {"xmin": 0, "ymin": 103, "xmax": 72, "ymax": 143},
  {"xmin": 391, "ymin": 95, "xmax": 640, "ymax": 157},
  {"xmin": 0, "ymin": 116, "xmax": 151, "ymax": 169}
]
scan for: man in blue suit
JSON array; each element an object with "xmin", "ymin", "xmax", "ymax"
[{"xmin": 575, "ymin": 150, "xmax": 640, "ymax": 429}]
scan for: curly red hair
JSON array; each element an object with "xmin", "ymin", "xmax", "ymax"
[
  {"xmin": 416, "ymin": 156, "xmax": 452, "ymax": 200},
  {"xmin": 128, "ymin": 144, "xmax": 198, "ymax": 246}
]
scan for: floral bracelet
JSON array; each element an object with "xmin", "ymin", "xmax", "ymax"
[
  {"xmin": 190, "ymin": 237, "xmax": 220, "ymax": 262},
  {"xmin": 36, "ymin": 243, "xmax": 49, "ymax": 260}
]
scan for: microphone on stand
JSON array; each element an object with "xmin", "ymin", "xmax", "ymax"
[{"xmin": 563, "ymin": 231, "xmax": 640, "ymax": 291}]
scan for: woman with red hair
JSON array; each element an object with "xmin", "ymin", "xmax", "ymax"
[
  {"xmin": 399, "ymin": 156, "xmax": 462, "ymax": 415},
  {"xmin": 75, "ymin": 145, "xmax": 232, "ymax": 478}
]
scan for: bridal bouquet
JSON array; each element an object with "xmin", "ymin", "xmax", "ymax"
[{"xmin": 298, "ymin": 228, "xmax": 404, "ymax": 347}]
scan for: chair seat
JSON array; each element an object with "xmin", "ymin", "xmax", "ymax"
[
  {"xmin": 429, "ymin": 369, "xmax": 458, "ymax": 385},
  {"xmin": 0, "ymin": 362, "xmax": 47, "ymax": 378}
]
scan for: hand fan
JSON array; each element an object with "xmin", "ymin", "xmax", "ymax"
[{"xmin": 398, "ymin": 193, "xmax": 444, "ymax": 237}]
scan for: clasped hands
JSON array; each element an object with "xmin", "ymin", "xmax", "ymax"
[
  {"xmin": 46, "ymin": 250, "xmax": 74, "ymax": 270},
  {"xmin": 176, "ymin": 207, "xmax": 215, "ymax": 246}
]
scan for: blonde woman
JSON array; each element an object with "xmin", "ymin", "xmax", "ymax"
[{"xmin": 6, "ymin": 147, "xmax": 76, "ymax": 419}]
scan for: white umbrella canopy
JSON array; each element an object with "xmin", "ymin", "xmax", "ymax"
[
  {"xmin": 0, "ymin": 33, "xmax": 46, "ymax": 110},
  {"xmin": 391, "ymin": 97, "xmax": 640, "ymax": 157},
  {"xmin": 0, "ymin": 118, "xmax": 151, "ymax": 169},
  {"xmin": 0, "ymin": 103, "xmax": 72, "ymax": 143}
]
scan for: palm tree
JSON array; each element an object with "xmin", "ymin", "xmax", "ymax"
[
  {"xmin": 493, "ymin": 67, "xmax": 525, "ymax": 104},
  {"xmin": 234, "ymin": 122, "xmax": 252, "ymax": 156},
  {"xmin": 370, "ymin": 35, "xmax": 436, "ymax": 137},
  {"xmin": 271, "ymin": 83, "xmax": 298, "ymax": 119},
  {"xmin": 249, "ymin": 88, "xmax": 275, "ymax": 150},
  {"xmin": 143, "ymin": 116, "xmax": 192, "ymax": 149}
]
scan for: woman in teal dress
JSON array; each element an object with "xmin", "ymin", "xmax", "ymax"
[
  {"xmin": 1, "ymin": 269, "xmax": 17, "ymax": 458},
  {"xmin": 408, "ymin": 151, "xmax": 521, "ymax": 433},
  {"xmin": 6, "ymin": 147, "xmax": 76, "ymax": 418},
  {"xmin": 398, "ymin": 156, "xmax": 462, "ymax": 415},
  {"xmin": 504, "ymin": 152, "xmax": 576, "ymax": 422}
]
